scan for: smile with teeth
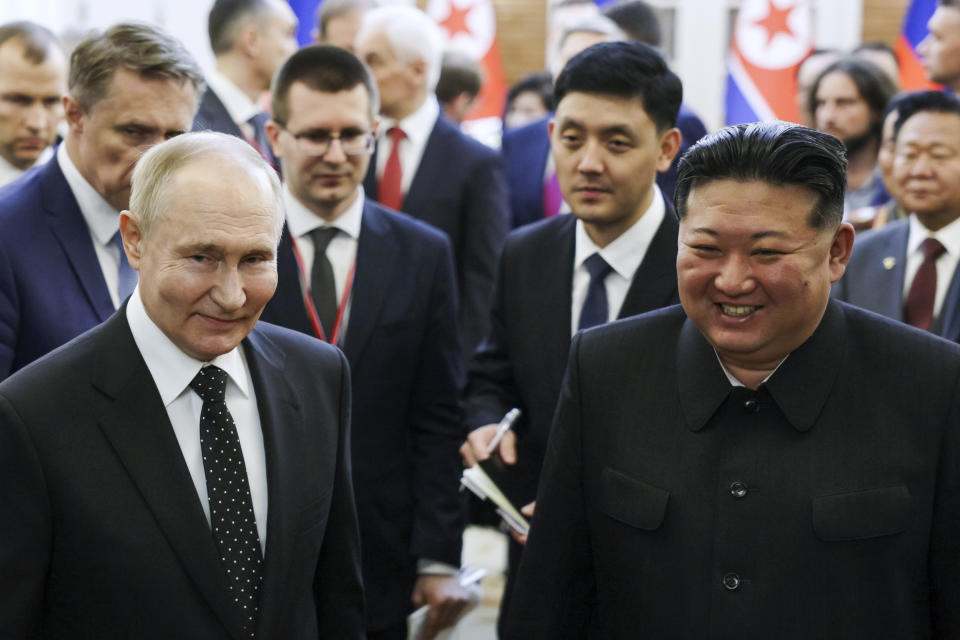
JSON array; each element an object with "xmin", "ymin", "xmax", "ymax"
[{"xmin": 720, "ymin": 303, "xmax": 760, "ymax": 317}]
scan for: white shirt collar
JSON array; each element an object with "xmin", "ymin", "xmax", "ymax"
[
  {"xmin": 907, "ymin": 211, "xmax": 960, "ymax": 258},
  {"xmin": 57, "ymin": 142, "xmax": 120, "ymax": 246},
  {"xmin": 573, "ymin": 184, "xmax": 666, "ymax": 278},
  {"xmin": 378, "ymin": 95, "xmax": 439, "ymax": 147},
  {"xmin": 716, "ymin": 351, "xmax": 786, "ymax": 388},
  {"xmin": 284, "ymin": 185, "xmax": 364, "ymax": 239},
  {"xmin": 126, "ymin": 285, "xmax": 251, "ymax": 407},
  {"xmin": 205, "ymin": 69, "xmax": 261, "ymax": 126}
]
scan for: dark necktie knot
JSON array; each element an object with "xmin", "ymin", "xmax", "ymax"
[
  {"xmin": 920, "ymin": 237, "xmax": 946, "ymax": 261},
  {"xmin": 311, "ymin": 226, "xmax": 339, "ymax": 252},
  {"xmin": 584, "ymin": 253, "xmax": 612, "ymax": 280},
  {"xmin": 189, "ymin": 365, "xmax": 228, "ymax": 404}
]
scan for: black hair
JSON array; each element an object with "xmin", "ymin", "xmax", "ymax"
[
  {"xmin": 208, "ymin": 0, "xmax": 269, "ymax": 55},
  {"xmin": 675, "ymin": 122, "xmax": 847, "ymax": 230},
  {"xmin": 553, "ymin": 40, "xmax": 681, "ymax": 132},
  {"xmin": 809, "ymin": 56, "xmax": 898, "ymax": 140},
  {"xmin": 603, "ymin": 0, "xmax": 661, "ymax": 47},
  {"xmin": 891, "ymin": 90, "xmax": 960, "ymax": 140},
  {"xmin": 436, "ymin": 52, "xmax": 482, "ymax": 104},
  {"xmin": 270, "ymin": 45, "xmax": 379, "ymax": 125},
  {"xmin": 505, "ymin": 71, "xmax": 553, "ymax": 115}
]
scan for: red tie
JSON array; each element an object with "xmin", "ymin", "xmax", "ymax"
[
  {"xmin": 378, "ymin": 126, "xmax": 406, "ymax": 211},
  {"xmin": 905, "ymin": 237, "xmax": 946, "ymax": 331}
]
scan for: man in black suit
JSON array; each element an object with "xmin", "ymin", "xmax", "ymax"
[
  {"xmin": 355, "ymin": 4, "xmax": 509, "ymax": 359},
  {"xmin": 504, "ymin": 122, "xmax": 960, "ymax": 638},
  {"xmin": 460, "ymin": 41, "xmax": 682, "ymax": 632},
  {"xmin": 260, "ymin": 46, "xmax": 468, "ymax": 640},
  {"xmin": 193, "ymin": 0, "xmax": 298, "ymax": 164},
  {"xmin": 0, "ymin": 132, "xmax": 365, "ymax": 639}
]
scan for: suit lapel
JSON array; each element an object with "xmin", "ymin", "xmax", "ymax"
[
  {"xmin": 402, "ymin": 117, "xmax": 447, "ymax": 214},
  {"xmin": 875, "ymin": 224, "xmax": 909, "ymax": 322},
  {"xmin": 532, "ymin": 217, "xmax": 577, "ymax": 379},
  {"xmin": 342, "ymin": 202, "xmax": 398, "ymax": 364},
  {"xmin": 619, "ymin": 207, "xmax": 679, "ymax": 318},
  {"xmin": 241, "ymin": 328, "xmax": 303, "ymax": 638},
  {"xmin": 42, "ymin": 160, "xmax": 115, "ymax": 322},
  {"xmin": 939, "ymin": 256, "xmax": 960, "ymax": 342},
  {"xmin": 92, "ymin": 312, "xmax": 248, "ymax": 640}
]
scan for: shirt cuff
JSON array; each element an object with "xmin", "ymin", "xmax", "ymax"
[{"xmin": 417, "ymin": 559, "xmax": 459, "ymax": 576}]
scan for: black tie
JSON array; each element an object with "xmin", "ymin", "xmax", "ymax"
[
  {"xmin": 310, "ymin": 227, "xmax": 339, "ymax": 336},
  {"xmin": 190, "ymin": 365, "xmax": 263, "ymax": 637},
  {"xmin": 578, "ymin": 253, "xmax": 613, "ymax": 330}
]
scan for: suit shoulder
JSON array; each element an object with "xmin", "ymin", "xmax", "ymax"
[
  {"xmin": 0, "ymin": 161, "xmax": 49, "ymax": 227},
  {"xmin": 505, "ymin": 215, "xmax": 573, "ymax": 251},
  {"xmin": 364, "ymin": 200, "xmax": 451, "ymax": 249},
  {"xmin": 434, "ymin": 117, "xmax": 499, "ymax": 161},
  {"xmin": 838, "ymin": 299, "xmax": 960, "ymax": 360},
  {"xmin": 578, "ymin": 304, "xmax": 687, "ymax": 352},
  {"xmin": 252, "ymin": 321, "xmax": 344, "ymax": 362}
]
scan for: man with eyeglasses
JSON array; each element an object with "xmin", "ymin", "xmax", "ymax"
[{"xmin": 262, "ymin": 45, "xmax": 469, "ymax": 640}]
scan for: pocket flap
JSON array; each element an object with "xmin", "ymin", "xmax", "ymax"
[
  {"xmin": 812, "ymin": 485, "xmax": 912, "ymax": 541},
  {"xmin": 599, "ymin": 466, "xmax": 669, "ymax": 531}
]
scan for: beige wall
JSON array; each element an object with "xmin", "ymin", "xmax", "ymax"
[{"xmin": 862, "ymin": 0, "xmax": 910, "ymax": 45}]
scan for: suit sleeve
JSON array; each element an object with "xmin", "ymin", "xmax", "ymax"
[
  {"xmin": 502, "ymin": 333, "xmax": 595, "ymax": 639},
  {"xmin": 0, "ymin": 241, "xmax": 18, "ymax": 380},
  {"xmin": 0, "ymin": 393, "xmax": 49, "ymax": 636},
  {"xmin": 464, "ymin": 239, "xmax": 521, "ymax": 430},
  {"xmin": 407, "ymin": 237, "xmax": 466, "ymax": 566},
  {"xmin": 313, "ymin": 350, "xmax": 366, "ymax": 637},
  {"xmin": 930, "ymin": 371, "xmax": 960, "ymax": 638},
  {"xmin": 457, "ymin": 150, "xmax": 510, "ymax": 360}
]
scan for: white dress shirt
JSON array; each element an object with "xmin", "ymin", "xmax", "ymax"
[
  {"xmin": 570, "ymin": 185, "xmax": 666, "ymax": 336},
  {"xmin": 283, "ymin": 185, "xmax": 363, "ymax": 340},
  {"xmin": 57, "ymin": 143, "xmax": 127, "ymax": 309},
  {"xmin": 126, "ymin": 287, "xmax": 269, "ymax": 553},
  {"xmin": 903, "ymin": 213, "xmax": 960, "ymax": 321},
  {"xmin": 374, "ymin": 96, "xmax": 440, "ymax": 195},
  {"xmin": 204, "ymin": 69, "xmax": 262, "ymax": 140},
  {"xmin": 0, "ymin": 145, "xmax": 52, "ymax": 187}
]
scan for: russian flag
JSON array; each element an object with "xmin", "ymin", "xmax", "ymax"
[
  {"xmin": 287, "ymin": 0, "xmax": 320, "ymax": 46},
  {"xmin": 895, "ymin": 0, "xmax": 941, "ymax": 90},
  {"xmin": 726, "ymin": 0, "xmax": 813, "ymax": 125}
]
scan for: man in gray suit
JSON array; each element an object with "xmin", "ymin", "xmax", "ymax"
[{"xmin": 836, "ymin": 90, "xmax": 960, "ymax": 340}]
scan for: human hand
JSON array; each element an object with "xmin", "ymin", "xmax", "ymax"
[
  {"xmin": 459, "ymin": 423, "xmax": 518, "ymax": 467},
  {"xmin": 509, "ymin": 501, "xmax": 536, "ymax": 545},
  {"xmin": 411, "ymin": 574, "xmax": 472, "ymax": 640}
]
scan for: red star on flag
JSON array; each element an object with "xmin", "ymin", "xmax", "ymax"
[
  {"xmin": 754, "ymin": 0, "xmax": 795, "ymax": 47},
  {"xmin": 440, "ymin": 3, "xmax": 473, "ymax": 38}
]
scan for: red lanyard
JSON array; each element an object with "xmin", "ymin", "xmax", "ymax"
[{"xmin": 289, "ymin": 233, "xmax": 356, "ymax": 344}]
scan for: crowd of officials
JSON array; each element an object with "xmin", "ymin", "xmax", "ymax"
[{"xmin": 3, "ymin": 0, "xmax": 960, "ymax": 638}]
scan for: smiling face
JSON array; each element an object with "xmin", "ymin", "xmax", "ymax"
[
  {"xmin": 0, "ymin": 39, "xmax": 66, "ymax": 170},
  {"xmin": 549, "ymin": 90, "xmax": 679, "ymax": 247},
  {"xmin": 122, "ymin": 158, "xmax": 279, "ymax": 362},
  {"xmin": 677, "ymin": 179, "xmax": 853, "ymax": 380},
  {"xmin": 64, "ymin": 68, "xmax": 197, "ymax": 212},
  {"xmin": 893, "ymin": 110, "xmax": 960, "ymax": 231}
]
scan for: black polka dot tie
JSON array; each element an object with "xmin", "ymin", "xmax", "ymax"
[{"xmin": 190, "ymin": 365, "xmax": 262, "ymax": 638}]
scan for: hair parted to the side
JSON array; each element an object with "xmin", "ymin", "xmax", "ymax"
[
  {"xmin": 355, "ymin": 5, "xmax": 443, "ymax": 91},
  {"xmin": 69, "ymin": 22, "xmax": 205, "ymax": 113},
  {"xmin": 892, "ymin": 90, "xmax": 960, "ymax": 140},
  {"xmin": 317, "ymin": 0, "xmax": 377, "ymax": 38},
  {"xmin": 553, "ymin": 40, "xmax": 681, "ymax": 133},
  {"xmin": 271, "ymin": 45, "xmax": 380, "ymax": 125},
  {"xmin": 808, "ymin": 56, "xmax": 897, "ymax": 139},
  {"xmin": 130, "ymin": 131, "xmax": 285, "ymax": 243},
  {"xmin": 0, "ymin": 21, "xmax": 63, "ymax": 64},
  {"xmin": 208, "ymin": 0, "xmax": 279, "ymax": 55},
  {"xmin": 674, "ymin": 122, "xmax": 848, "ymax": 230}
]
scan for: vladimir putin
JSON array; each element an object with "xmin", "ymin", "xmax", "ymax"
[
  {"xmin": 504, "ymin": 122, "xmax": 960, "ymax": 638},
  {"xmin": 0, "ymin": 132, "xmax": 365, "ymax": 638}
]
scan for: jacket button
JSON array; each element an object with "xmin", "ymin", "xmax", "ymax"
[
  {"xmin": 722, "ymin": 572, "xmax": 741, "ymax": 591},
  {"xmin": 744, "ymin": 398, "xmax": 759, "ymax": 412},
  {"xmin": 729, "ymin": 481, "xmax": 748, "ymax": 499}
]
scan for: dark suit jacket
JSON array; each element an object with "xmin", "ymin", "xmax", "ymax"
[
  {"xmin": 260, "ymin": 200, "xmax": 465, "ymax": 631},
  {"xmin": 363, "ymin": 114, "xmax": 509, "ymax": 359},
  {"xmin": 505, "ymin": 300, "xmax": 960, "ymax": 638},
  {"xmin": 0, "ymin": 311, "xmax": 365, "ymax": 639},
  {"xmin": 834, "ymin": 218, "xmax": 960, "ymax": 342},
  {"xmin": 193, "ymin": 87, "xmax": 276, "ymax": 167},
  {"xmin": 503, "ymin": 104, "xmax": 707, "ymax": 229},
  {"xmin": 0, "ymin": 156, "xmax": 116, "ymax": 381},
  {"xmin": 465, "ymin": 206, "xmax": 680, "ymax": 506}
]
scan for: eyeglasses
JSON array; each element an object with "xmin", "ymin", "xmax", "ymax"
[{"xmin": 280, "ymin": 126, "xmax": 374, "ymax": 157}]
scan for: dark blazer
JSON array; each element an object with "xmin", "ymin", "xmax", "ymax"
[
  {"xmin": 193, "ymin": 87, "xmax": 276, "ymax": 166},
  {"xmin": 465, "ymin": 205, "xmax": 680, "ymax": 506},
  {"xmin": 260, "ymin": 200, "xmax": 465, "ymax": 632},
  {"xmin": 834, "ymin": 218, "xmax": 960, "ymax": 342},
  {"xmin": 0, "ymin": 156, "xmax": 116, "ymax": 381},
  {"xmin": 363, "ymin": 114, "xmax": 509, "ymax": 359},
  {"xmin": 503, "ymin": 104, "xmax": 707, "ymax": 229},
  {"xmin": 0, "ymin": 311, "xmax": 365, "ymax": 639},
  {"xmin": 505, "ymin": 300, "xmax": 960, "ymax": 638}
]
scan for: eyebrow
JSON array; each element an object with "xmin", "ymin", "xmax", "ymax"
[
  {"xmin": 690, "ymin": 228, "xmax": 790, "ymax": 240},
  {"xmin": 557, "ymin": 118, "xmax": 634, "ymax": 137}
]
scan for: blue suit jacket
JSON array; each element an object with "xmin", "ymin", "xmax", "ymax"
[
  {"xmin": 260, "ymin": 200, "xmax": 465, "ymax": 632},
  {"xmin": 363, "ymin": 115, "xmax": 509, "ymax": 358},
  {"xmin": 193, "ymin": 87, "xmax": 276, "ymax": 167},
  {"xmin": 503, "ymin": 103, "xmax": 708, "ymax": 229},
  {"xmin": 834, "ymin": 218, "xmax": 960, "ymax": 342},
  {"xmin": 0, "ymin": 156, "xmax": 115, "ymax": 380}
]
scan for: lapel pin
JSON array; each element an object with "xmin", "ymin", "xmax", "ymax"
[{"xmin": 883, "ymin": 257, "xmax": 896, "ymax": 270}]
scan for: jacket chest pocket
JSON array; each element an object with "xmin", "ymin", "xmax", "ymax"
[
  {"xmin": 812, "ymin": 484, "xmax": 913, "ymax": 541},
  {"xmin": 598, "ymin": 466, "xmax": 670, "ymax": 531}
]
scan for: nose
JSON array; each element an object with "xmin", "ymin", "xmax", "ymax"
[
  {"xmin": 713, "ymin": 254, "xmax": 756, "ymax": 297},
  {"xmin": 210, "ymin": 264, "xmax": 246, "ymax": 311},
  {"xmin": 22, "ymin": 101, "xmax": 46, "ymax": 132},
  {"xmin": 322, "ymin": 137, "xmax": 348, "ymax": 163},
  {"xmin": 576, "ymin": 140, "xmax": 604, "ymax": 175},
  {"xmin": 918, "ymin": 35, "xmax": 930, "ymax": 57},
  {"xmin": 907, "ymin": 153, "xmax": 936, "ymax": 178}
]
